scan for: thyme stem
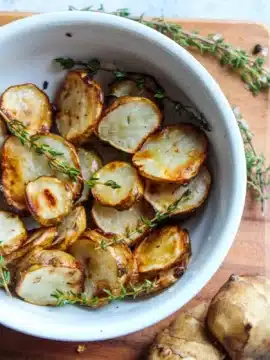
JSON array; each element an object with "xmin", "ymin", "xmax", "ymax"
[
  {"xmin": 98, "ymin": 188, "xmax": 192, "ymax": 250},
  {"xmin": 234, "ymin": 107, "xmax": 270, "ymax": 212},
  {"xmin": 52, "ymin": 279, "xmax": 156, "ymax": 306}
]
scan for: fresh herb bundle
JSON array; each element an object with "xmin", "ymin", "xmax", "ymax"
[{"xmin": 52, "ymin": 279, "xmax": 156, "ymax": 307}]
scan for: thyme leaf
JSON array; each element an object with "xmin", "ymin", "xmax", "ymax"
[
  {"xmin": 85, "ymin": 175, "xmax": 121, "ymax": 189},
  {"xmin": 55, "ymin": 57, "xmax": 75, "ymax": 69},
  {"xmin": 103, "ymin": 180, "xmax": 121, "ymax": 189}
]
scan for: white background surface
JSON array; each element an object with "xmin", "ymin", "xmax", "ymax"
[{"xmin": 0, "ymin": 0, "xmax": 270, "ymax": 27}]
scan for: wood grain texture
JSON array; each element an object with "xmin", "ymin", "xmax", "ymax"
[{"xmin": 0, "ymin": 12, "xmax": 269, "ymax": 360}]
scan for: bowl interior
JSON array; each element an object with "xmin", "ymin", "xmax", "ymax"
[{"xmin": 0, "ymin": 12, "xmax": 246, "ymax": 341}]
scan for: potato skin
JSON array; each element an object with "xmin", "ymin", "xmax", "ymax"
[
  {"xmin": 55, "ymin": 71, "xmax": 104, "ymax": 145},
  {"xmin": 149, "ymin": 302, "xmax": 226, "ymax": 359},
  {"xmin": 0, "ymin": 83, "xmax": 52, "ymax": 135},
  {"xmin": 207, "ymin": 275, "xmax": 270, "ymax": 360}
]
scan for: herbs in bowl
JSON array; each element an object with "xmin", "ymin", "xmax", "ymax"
[{"xmin": 0, "ymin": 57, "xmax": 212, "ymax": 309}]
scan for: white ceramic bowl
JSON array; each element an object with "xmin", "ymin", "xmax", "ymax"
[{"xmin": 0, "ymin": 11, "xmax": 246, "ymax": 341}]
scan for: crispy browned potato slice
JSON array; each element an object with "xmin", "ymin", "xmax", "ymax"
[
  {"xmin": 52, "ymin": 206, "xmax": 87, "ymax": 250},
  {"xmin": 0, "ymin": 211, "xmax": 27, "ymax": 256},
  {"xmin": 5, "ymin": 227, "xmax": 57, "ymax": 264},
  {"xmin": 133, "ymin": 125, "xmax": 207, "ymax": 183},
  {"xmin": 0, "ymin": 83, "xmax": 52, "ymax": 135},
  {"xmin": 134, "ymin": 250, "xmax": 191, "ymax": 297},
  {"xmin": 76, "ymin": 148, "xmax": 103, "ymax": 203},
  {"xmin": 109, "ymin": 79, "xmax": 154, "ymax": 100},
  {"xmin": 55, "ymin": 71, "xmax": 104, "ymax": 144},
  {"xmin": 69, "ymin": 229, "xmax": 133, "ymax": 302},
  {"xmin": 2, "ymin": 134, "xmax": 82, "ymax": 212},
  {"xmin": 92, "ymin": 199, "xmax": 155, "ymax": 246},
  {"xmin": 17, "ymin": 247, "xmax": 81, "ymax": 274},
  {"xmin": 16, "ymin": 265, "xmax": 83, "ymax": 306},
  {"xmin": 25, "ymin": 176, "xmax": 73, "ymax": 226},
  {"xmin": 134, "ymin": 225, "xmax": 191, "ymax": 276},
  {"xmin": 149, "ymin": 302, "xmax": 226, "ymax": 359},
  {"xmin": 97, "ymin": 96, "xmax": 162, "ymax": 153},
  {"xmin": 16, "ymin": 249, "xmax": 83, "ymax": 305},
  {"xmin": 91, "ymin": 161, "xmax": 144, "ymax": 210},
  {"xmin": 144, "ymin": 166, "xmax": 211, "ymax": 215}
]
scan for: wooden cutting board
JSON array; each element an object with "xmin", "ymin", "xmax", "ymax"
[{"xmin": 0, "ymin": 12, "xmax": 269, "ymax": 360}]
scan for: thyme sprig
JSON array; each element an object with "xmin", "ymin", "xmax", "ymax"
[
  {"xmin": 69, "ymin": 5, "xmax": 270, "ymax": 95},
  {"xmin": 2, "ymin": 113, "xmax": 80, "ymax": 181},
  {"xmin": 55, "ymin": 57, "xmax": 210, "ymax": 131},
  {"xmin": 85, "ymin": 175, "xmax": 121, "ymax": 189},
  {"xmin": 233, "ymin": 107, "xmax": 270, "ymax": 212},
  {"xmin": 52, "ymin": 279, "xmax": 156, "ymax": 307},
  {"xmin": 98, "ymin": 189, "xmax": 192, "ymax": 250},
  {"xmin": 141, "ymin": 19, "xmax": 270, "ymax": 95},
  {"xmin": 0, "ymin": 243, "xmax": 11, "ymax": 296},
  {"xmin": 0, "ymin": 110, "xmax": 120, "ymax": 190}
]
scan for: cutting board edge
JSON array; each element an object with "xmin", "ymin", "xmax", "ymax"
[{"xmin": 0, "ymin": 11, "xmax": 269, "ymax": 34}]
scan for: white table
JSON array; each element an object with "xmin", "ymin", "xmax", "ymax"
[{"xmin": 0, "ymin": 0, "xmax": 270, "ymax": 27}]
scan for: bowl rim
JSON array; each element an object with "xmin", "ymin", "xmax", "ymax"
[{"xmin": 0, "ymin": 10, "xmax": 246, "ymax": 341}]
